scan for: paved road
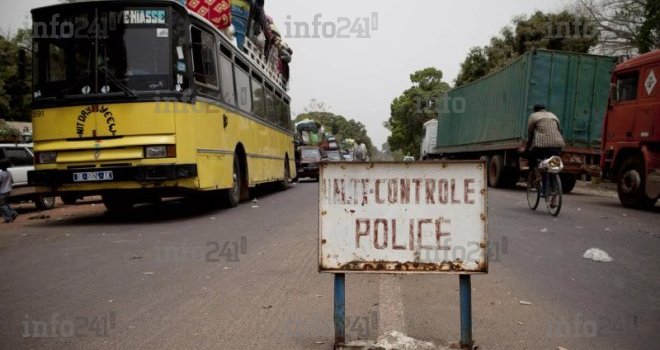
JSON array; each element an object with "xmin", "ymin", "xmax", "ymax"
[{"xmin": 0, "ymin": 181, "xmax": 658, "ymax": 350}]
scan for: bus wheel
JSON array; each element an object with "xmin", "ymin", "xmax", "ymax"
[
  {"xmin": 617, "ymin": 156, "xmax": 655, "ymax": 209},
  {"xmin": 102, "ymin": 195, "xmax": 134, "ymax": 214},
  {"xmin": 34, "ymin": 195, "xmax": 55, "ymax": 210},
  {"xmin": 225, "ymin": 155, "xmax": 241, "ymax": 207},
  {"xmin": 278, "ymin": 159, "xmax": 292, "ymax": 191}
]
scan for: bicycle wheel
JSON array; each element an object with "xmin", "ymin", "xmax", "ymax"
[
  {"xmin": 526, "ymin": 171, "xmax": 540, "ymax": 210},
  {"xmin": 545, "ymin": 173, "xmax": 562, "ymax": 216}
]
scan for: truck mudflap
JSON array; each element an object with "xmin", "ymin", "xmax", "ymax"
[
  {"xmin": 647, "ymin": 170, "xmax": 660, "ymax": 199},
  {"xmin": 29, "ymin": 164, "xmax": 198, "ymax": 187}
]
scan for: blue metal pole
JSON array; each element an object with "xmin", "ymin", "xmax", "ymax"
[
  {"xmin": 334, "ymin": 273, "xmax": 346, "ymax": 346},
  {"xmin": 459, "ymin": 275, "xmax": 473, "ymax": 349}
]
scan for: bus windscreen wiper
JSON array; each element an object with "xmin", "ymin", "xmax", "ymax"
[{"xmin": 98, "ymin": 66, "xmax": 136, "ymax": 98}]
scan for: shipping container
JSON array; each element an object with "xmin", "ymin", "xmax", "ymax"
[{"xmin": 429, "ymin": 49, "xmax": 617, "ymax": 191}]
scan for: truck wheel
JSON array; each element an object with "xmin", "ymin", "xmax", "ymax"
[
  {"xmin": 617, "ymin": 156, "xmax": 656, "ymax": 209},
  {"xmin": 488, "ymin": 155, "xmax": 505, "ymax": 188},
  {"xmin": 34, "ymin": 195, "xmax": 55, "ymax": 210},
  {"xmin": 479, "ymin": 156, "xmax": 491, "ymax": 186},
  {"xmin": 559, "ymin": 174, "xmax": 577, "ymax": 194}
]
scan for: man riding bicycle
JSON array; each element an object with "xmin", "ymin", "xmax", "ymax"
[{"xmin": 518, "ymin": 104, "xmax": 566, "ymax": 185}]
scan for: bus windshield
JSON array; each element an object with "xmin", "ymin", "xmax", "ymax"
[{"xmin": 33, "ymin": 7, "xmax": 172, "ymax": 101}]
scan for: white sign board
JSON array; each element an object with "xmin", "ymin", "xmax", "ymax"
[{"xmin": 319, "ymin": 161, "xmax": 487, "ymax": 274}]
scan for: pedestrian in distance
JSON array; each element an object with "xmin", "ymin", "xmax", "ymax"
[
  {"xmin": 0, "ymin": 159, "xmax": 18, "ymax": 223},
  {"xmin": 518, "ymin": 104, "xmax": 566, "ymax": 184}
]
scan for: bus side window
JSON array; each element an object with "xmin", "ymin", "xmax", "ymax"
[
  {"xmin": 219, "ymin": 55, "xmax": 235, "ymax": 106},
  {"xmin": 264, "ymin": 84, "xmax": 276, "ymax": 125},
  {"xmin": 251, "ymin": 74, "xmax": 266, "ymax": 119},
  {"xmin": 218, "ymin": 44, "xmax": 235, "ymax": 106},
  {"xmin": 282, "ymin": 99, "xmax": 292, "ymax": 130},
  {"xmin": 234, "ymin": 65, "xmax": 251, "ymax": 113},
  {"xmin": 274, "ymin": 91, "xmax": 284, "ymax": 128},
  {"xmin": 191, "ymin": 26, "xmax": 219, "ymax": 94}
]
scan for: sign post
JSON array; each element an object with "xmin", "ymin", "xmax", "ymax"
[{"xmin": 319, "ymin": 161, "xmax": 487, "ymax": 349}]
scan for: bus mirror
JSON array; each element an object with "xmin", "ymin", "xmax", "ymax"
[{"xmin": 610, "ymin": 83, "xmax": 619, "ymax": 103}]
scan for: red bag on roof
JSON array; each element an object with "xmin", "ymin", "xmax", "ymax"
[{"xmin": 186, "ymin": 0, "xmax": 231, "ymax": 30}]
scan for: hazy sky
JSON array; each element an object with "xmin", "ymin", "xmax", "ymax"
[{"xmin": 1, "ymin": 0, "xmax": 571, "ymax": 149}]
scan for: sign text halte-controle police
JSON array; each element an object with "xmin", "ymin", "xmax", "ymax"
[{"xmin": 321, "ymin": 177, "xmax": 478, "ymax": 251}]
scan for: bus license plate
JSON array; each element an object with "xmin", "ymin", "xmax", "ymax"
[{"xmin": 73, "ymin": 171, "xmax": 114, "ymax": 182}]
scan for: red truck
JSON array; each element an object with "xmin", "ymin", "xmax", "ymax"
[{"xmin": 601, "ymin": 50, "xmax": 660, "ymax": 209}]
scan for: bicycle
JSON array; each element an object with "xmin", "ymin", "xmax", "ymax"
[{"xmin": 526, "ymin": 155, "xmax": 563, "ymax": 216}]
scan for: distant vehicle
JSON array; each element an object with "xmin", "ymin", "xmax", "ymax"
[
  {"xmin": 422, "ymin": 49, "xmax": 617, "ymax": 193},
  {"xmin": 600, "ymin": 50, "xmax": 659, "ymax": 209},
  {"xmin": 0, "ymin": 143, "xmax": 55, "ymax": 210},
  {"xmin": 420, "ymin": 119, "xmax": 437, "ymax": 160},
  {"xmin": 325, "ymin": 149, "xmax": 342, "ymax": 161},
  {"xmin": 297, "ymin": 146, "xmax": 322, "ymax": 180},
  {"xmin": 403, "ymin": 156, "xmax": 415, "ymax": 162}
]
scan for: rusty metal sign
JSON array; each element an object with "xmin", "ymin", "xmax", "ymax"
[{"xmin": 319, "ymin": 161, "xmax": 487, "ymax": 274}]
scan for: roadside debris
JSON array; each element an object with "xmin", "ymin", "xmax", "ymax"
[
  {"xmin": 519, "ymin": 300, "xmax": 532, "ymax": 305},
  {"xmin": 583, "ymin": 248, "xmax": 613, "ymax": 262},
  {"xmin": 142, "ymin": 271, "xmax": 154, "ymax": 275},
  {"xmin": 341, "ymin": 331, "xmax": 438, "ymax": 350}
]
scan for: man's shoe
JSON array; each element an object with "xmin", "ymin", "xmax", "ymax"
[{"xmin": 549, "ymin": 196, "xmax": 558, "ymax": 208}]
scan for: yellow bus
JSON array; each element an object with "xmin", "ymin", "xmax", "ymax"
[{"xmin": 28, "ymin": 0, "xmax": 295, "ymax": 212}]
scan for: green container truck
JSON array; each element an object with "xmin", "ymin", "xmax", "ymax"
[{"xmin": 429, "ymin": 49, "xmax": 617, "ymax": 192}]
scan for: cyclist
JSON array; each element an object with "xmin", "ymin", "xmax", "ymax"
[{"xmin": 519, "ymin": 104, "xmax": 565, "ymax": 187}]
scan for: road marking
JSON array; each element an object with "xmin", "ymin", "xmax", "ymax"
[{"xmin": 378, "ymin": 274, "xmax": 405, "ymax": 334}]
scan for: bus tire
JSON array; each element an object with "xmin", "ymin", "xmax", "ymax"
[
  {"xmin": 225, "ymin": 154, "xmax": 241, "ymax": 207},
  {"xmin": 278, "ymin": 158, "xmax": 291, "ymax": 191},
  {"xmin": 34, "ymin": 195, "xmax": 55, "ymax": 210},
  {"xmin": 488, "ymin": 155, "xmax": 505, "ymax": 188}
]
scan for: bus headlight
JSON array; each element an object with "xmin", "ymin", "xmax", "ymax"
[
  {"xmin": 145, "ymin": 145, "xmax": 176, "ymax": 158},
  {"xmin": 36, "ymin": 151, "xmax": 57, "ymax": 164}
]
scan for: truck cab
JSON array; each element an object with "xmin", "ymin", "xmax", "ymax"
[{"xmin": 602, "ymin": 50, "xmax": 660, "ymax": 209}]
